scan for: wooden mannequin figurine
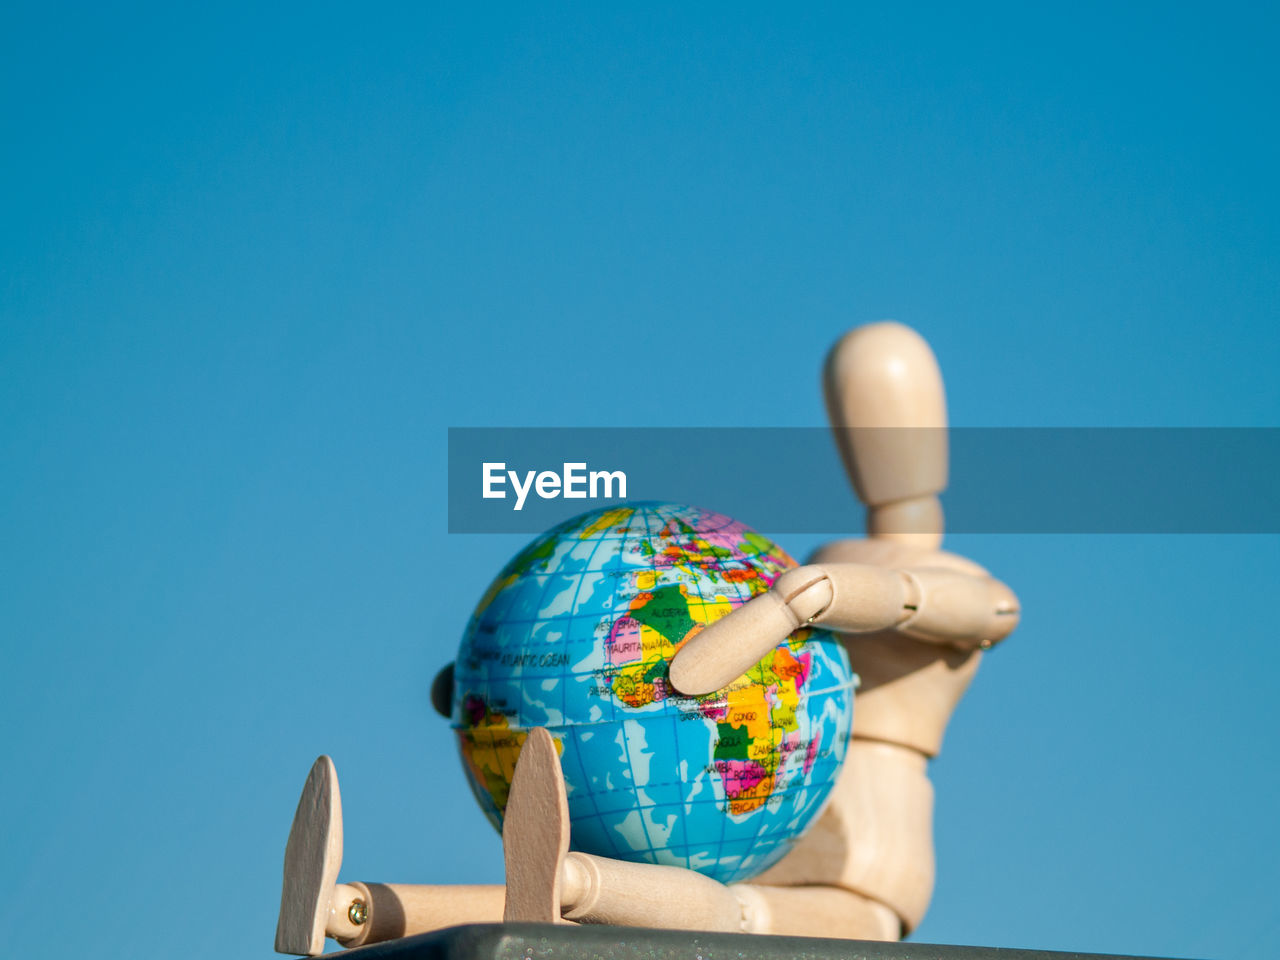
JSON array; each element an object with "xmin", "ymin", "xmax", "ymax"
[{"xmin": 275, "ymin": 322, "xmax": 1021, "ymax": 954}]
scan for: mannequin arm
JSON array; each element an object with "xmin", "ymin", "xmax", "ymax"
[{"xmin": 669, "ymin": 562, "xmax": 1018, "ymax": 696}]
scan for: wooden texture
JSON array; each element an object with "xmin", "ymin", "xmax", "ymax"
[
  {"xmin": 273, "ymin": 321, "xmax": 1022, "ymax": 950},
  {"xmin": 822, "ymin": 322, "xmax": 947, "ymax": 548},
  {"xmin": 561, "ymin": 852, "xmax": 746, "ymax": 931},
  {"xmin": 811, "ymin": 539, "xmax": 991, "ymax": 756},
  {"xmin": 865, "ymin": 497, "xmax": 944, "ymax": 549},
  {"xmin": 733, "ymin": 883, "xmax": 901, "ymax": 940},
  {"xmin": 897, "ymin": 567, "xmax": 1019, "ymax": 650},
  {"xmin": 670, "ymin": 562, "xmax": 902, "ymax": 696},
  {"xmin": 744, "ymin": 324, "xmax": 1018, "ymax": 934},
  {"xmin": 334, "ymin": 884, "xmax": 505, "ymax": 948},
  {"xmin": 276, "ymin": 757, "xmax": 507, "ymax": 954},
  {"xmin": 746, "ymin": 540, "xmax": 994, "ymax": 930},
  {"xmin": 668, "ymin": 556, "xmax": 1015, "ymax": 697},
  {"xmin": 752, "ymin": 740, "xmax": 935, "ymax": 931},
  {"xmin": 502, "ymin": 727, "xmax": 571, "ymax": 924},
  {"xmin": 667, "ymin": 571, "xmax": 836, "ymax": 696},
  {"xmin": 276, "ymin": 756, "xmax": 344, "ymax": 956}
]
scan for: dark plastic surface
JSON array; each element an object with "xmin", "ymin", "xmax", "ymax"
[{"xmin": 332, "ymin": 923, "xmax": 1194, "ymax": 960}]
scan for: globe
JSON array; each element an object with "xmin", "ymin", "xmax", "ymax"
[{"xmin": 451, "ymin": 502, "xmax": 856, "ymax": 885}]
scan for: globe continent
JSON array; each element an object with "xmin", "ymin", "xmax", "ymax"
[{"xmin": 451, "ymin": 502, "xmax": 856, "ymax": 885}]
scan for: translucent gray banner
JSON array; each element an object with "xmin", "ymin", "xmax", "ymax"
[{"xmin": 447, "ymin": 428, "xmax": 1280, "ymax": 534}]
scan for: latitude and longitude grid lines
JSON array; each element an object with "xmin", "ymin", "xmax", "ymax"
[
  {"xmin": 472, "ymin": 505, "xmax": 834, "ymax": 876},
  {"xmin": 586, "ymin": 506, "xmax": 822, "ymax": 872},
  {"xmin": 535, "ymin": 512, "xmax": 824, "ymax": 870}
]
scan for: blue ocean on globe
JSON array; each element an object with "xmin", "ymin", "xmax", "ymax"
[{"xmin": 452, "ymin": 502, "xmax": 857, "ymax": 884}]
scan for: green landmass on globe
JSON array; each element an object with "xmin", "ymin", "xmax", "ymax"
[{"xmin": 451, "ymin": 502, "xmax": 856, "ymax": 885}]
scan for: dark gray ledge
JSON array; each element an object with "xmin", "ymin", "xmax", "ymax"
[{"xmin": 331, "ymin": 924, "xmax": 1195, "ymax": 960}]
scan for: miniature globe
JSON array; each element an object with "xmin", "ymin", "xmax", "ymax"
[{"xmin": 451, "ymin": 502, "xmax": 856, "ymax": 884}]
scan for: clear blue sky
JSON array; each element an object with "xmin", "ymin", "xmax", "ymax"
[{"xmin": 3, "ymin": 4, "xmax": 1278, "ymax": 958}]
